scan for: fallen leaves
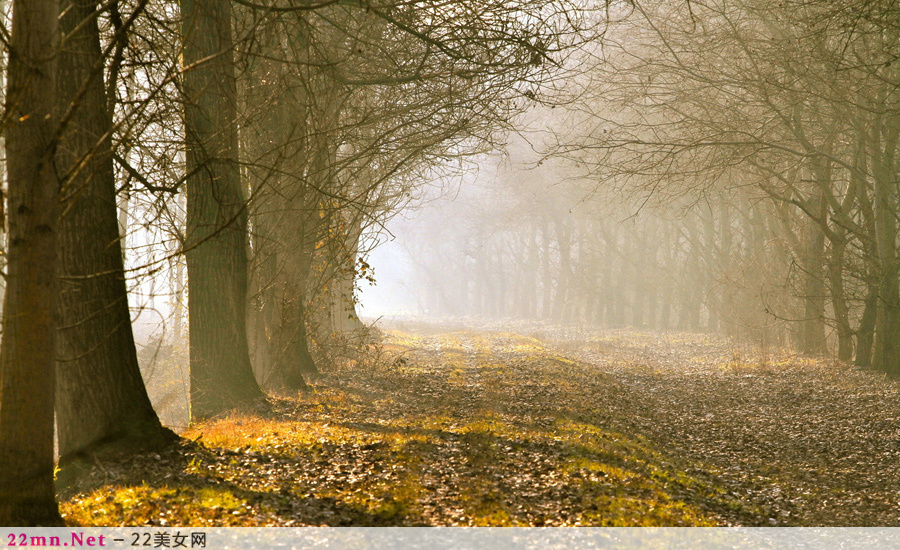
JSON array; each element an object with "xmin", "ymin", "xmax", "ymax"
[{"xmin": 60, "ymin": 322, "xmax": 899, "ymax": 526}]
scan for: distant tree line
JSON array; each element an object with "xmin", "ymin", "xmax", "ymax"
[{"xmin": 411, "ymin": 0, "xmax": 900, "ymax": 372}]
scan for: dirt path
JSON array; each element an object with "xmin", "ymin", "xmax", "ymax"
[{"xmin": 60, "ymin": 323, "xmax": 900, "ymax": 526}]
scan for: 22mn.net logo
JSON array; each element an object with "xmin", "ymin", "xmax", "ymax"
[{"xmin": 7, "ymin": 533, "xmax": 106, "ymax": 547}]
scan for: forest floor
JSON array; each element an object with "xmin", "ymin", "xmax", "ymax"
[{"xmin": 60, "ymin": 320, "xmax": 900, "ymax": 526}]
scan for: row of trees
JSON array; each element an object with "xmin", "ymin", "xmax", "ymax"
[
  {"xmin": 0, "ymin": 0, "xmax": 590, "ymax": 526},
  {"xmin": 410, "ymin": 0, "xmax": 900, "ymax": 371},
  {"xmin": 410, "ymin": 169, "xmax": 807, "ymax": 347},
  {"xmin": 572, "ymin": 0, "xmax": 900, "ymax": 370}
]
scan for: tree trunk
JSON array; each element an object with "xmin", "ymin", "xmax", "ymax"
[
  {"xmin": 827, "ymin": 236, "xmax": 853, "ymax": 362},
  {"xmin": 182, "ymin": 0, "xmax": 266, "ymax": 420},
  {"xmin": 552, "ymin": 220, "xmax": 572, "ymax": 321},
  {"xmin": 54, "ymin": 0, "xmax": 177, "ymax": 470},
  {"xmin": 815, "ymin": 145, "xmax": 853, "ymax": 363},
  {"xmin": 856, "ymin": 284, "xmax": 878, "ymax": 367},
  {"xmin": 335, "ymin": 217, "xmax": 365, "ymax": 333},
  {"xmin": 852, "ymin": 130, "xmax": 878, "ymax": 368},
  {"xmin": 269, "ymin": 289, "xmax": 315, "ymax": 391},
  {"xmin": 856, "ymin": 169, "xmax": 878, "ymax": 367},
  {"xmin": 330, "ymin": 262, "xmax": 364, "ymax": 334},
  {"xmin": 800, "ymin": 192, "xmax": 828, "ymax": 355},
  {"xmin": 540, "ymin": 223, "xmax": 553, "ymax": 319},
  {"xmin": 269, "ymin": 253, "xmax": 316, "ymax": 391},
  {"xmin": 872, "ymin": 111, "xmax": 900, "ymax": 375},
  {"xmin": 631, "ymin": 230, "xmax": 645, "ymax": 327},
  {"xmin": 256, "ymin": 215, "xmax": 315, "ymax": 393},
  {"xmin": 247, "ymin": 243, "xmax": 277, "ymax": 386},
  {"xmin": 0, "ymin": 0, "xmax": 64, "ymax": 526}
]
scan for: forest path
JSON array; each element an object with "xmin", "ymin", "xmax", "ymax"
[{"xmin": 60, "ymin": 323, "xmax": 900, "ymax": 526}]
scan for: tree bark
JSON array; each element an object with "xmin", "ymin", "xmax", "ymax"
[
  {"xmin": 856, "ymin": 160, "xmax": 879, "ymax": 367},
  {"xmin": 182, "ymin": 0, "xmax": 266, "ymax": 420},
  {"xmin": 813, "ymin": 150, "xmax": 854, "ymax": 363},
  {"xmin": 271, "ymin": 249, "xmax": 317, "ymax": 390},
  {"xmin": 54, "ymin": 0, "xmax": 177, "ymax": 472},
  {"xmin": 856, "ymin": 284, "xmax": 878, "ymax": 367},
  {"xmin": 0, "ymin": 0, "xmax": 64, "ymax": 526},
  {"xmin": 872, "ymin": 110, "xmax": 900, "ymax": 375},
  {"xmin": 827, "ymin": 236, "xmax": 853, "ymax": 362}
]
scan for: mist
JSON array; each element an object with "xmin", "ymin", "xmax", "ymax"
[{"xmin": 3, "ymin": 0, "xmax": 900, "ymax": 532}]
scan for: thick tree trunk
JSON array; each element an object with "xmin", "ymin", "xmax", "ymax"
[
  {"xmin": 269, "ymin": 291, "xmax": 315, "ymax": 391},
  {"xmin": 856, "ymin": 182, "xmax": 878, "ymax": 366},
  {"xmin": 247, "ymin": 246, "xmax": 277, "ymax": 386},
  {"xmin": 256, "ymin": 219, "xmax": 314, "ymax": 393},
  {"xmin": 182, "ymin": 0, "xmax": 266, "ymax": 420},
  {"xmin": 330, "ymin": 264, "xmax": 364, "ymax": 334},
  {"xmin": 856, "ymin": 284, "xmax": 878, "ymax": 368},
  {"xmin": 852, "ymin": 131, "xmax": 878, "ymax": 368},
  {"xmin": 0, "ymin": 0, "xmax": 64, "ymax": 526},
  {"xmin": 54, "ymin": 0, "xmax": 177, "ymax": 471},
  {"xmin": 329, "ymin": 218, "xmax": 365, "ymax": 333}
]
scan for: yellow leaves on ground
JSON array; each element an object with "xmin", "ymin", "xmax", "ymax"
[{"xmin": 60, "ymin": 325, "xmax": 738, "ymax": 527}]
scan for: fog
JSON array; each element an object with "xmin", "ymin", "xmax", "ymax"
[
  {"xmin": 5, "ymin": 0, "xmax": 900, "ymax": 529},
  {"xmin": 88, "ymin": 0, "xmax": 898, "ymax": 423}
]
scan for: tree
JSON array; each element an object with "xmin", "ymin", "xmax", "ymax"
[
  {"xmin": 182, "ymin": 0, "xmax": 266, "ymax": 420},
  {"xmin": 530, "ymin": 0, "xmax": 900, "ymax": 366},
  {"xmin": 237, "ymin": 0, "xmax": 588, "ymax": 387},
  {"xmin": 54, "ymin": 0, "xmax": 177, "ymax": 470},
  {"xmin": 0, "ymin": 0, "xmax": 64, "ymax": 526}
]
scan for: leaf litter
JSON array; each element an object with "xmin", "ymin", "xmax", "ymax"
[{"xmin": 60, "ymin": 321, "xmax": 900, "ymax": 526}]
